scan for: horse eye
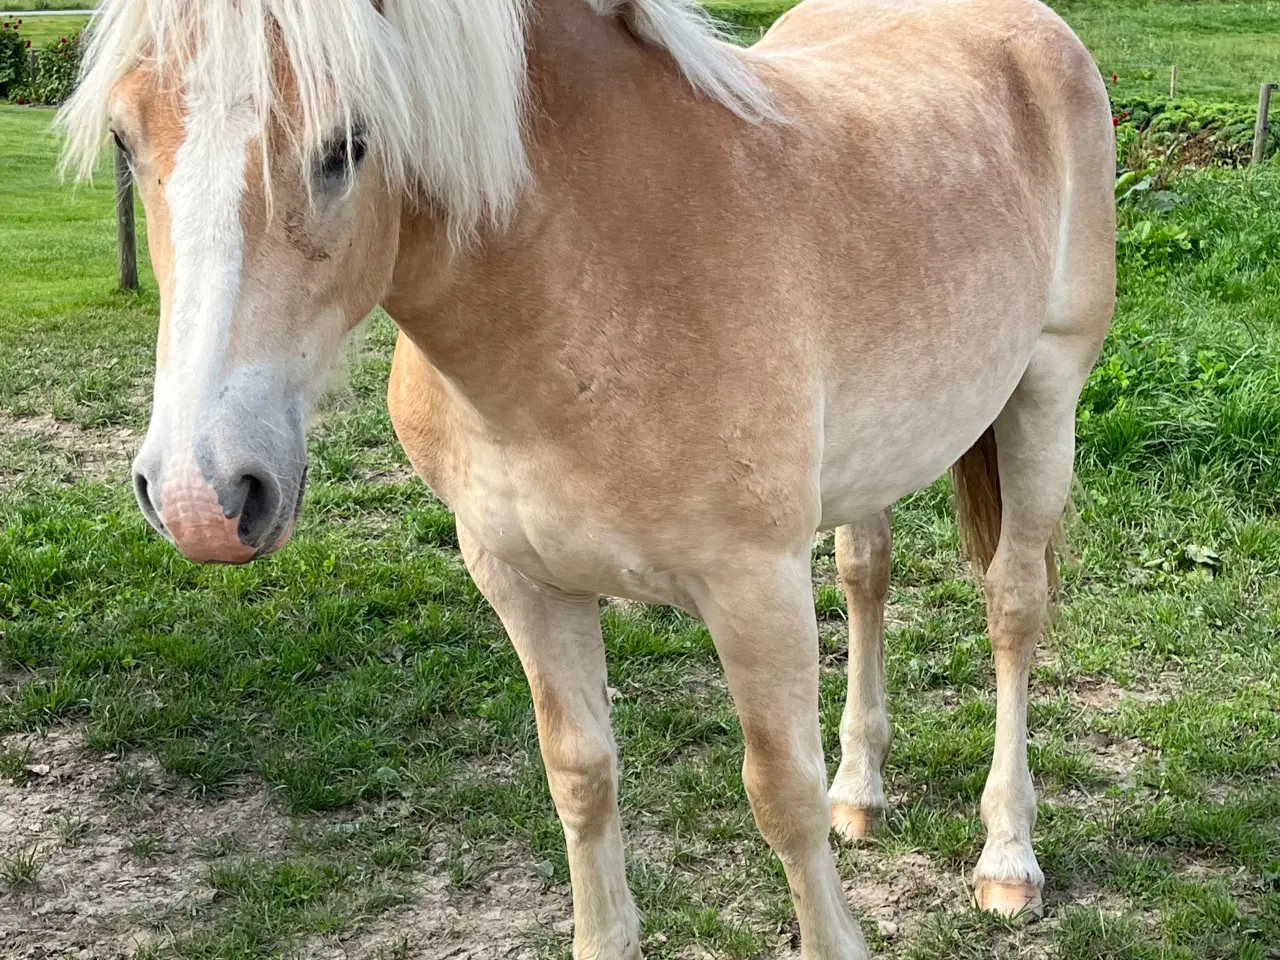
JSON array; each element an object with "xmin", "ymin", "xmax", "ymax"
[{"xmin": 319, "ymin": 132, "xmax": 367, "ymax": 181}]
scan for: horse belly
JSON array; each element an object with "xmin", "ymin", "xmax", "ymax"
[{"xmin": 816, "ymin": 314, "xmax": 1038, "ymax": 528}]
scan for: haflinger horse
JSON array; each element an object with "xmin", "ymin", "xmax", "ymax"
[{"xmin": 61, "ymin": 0, "xmax": 1114, "ymax": 954}]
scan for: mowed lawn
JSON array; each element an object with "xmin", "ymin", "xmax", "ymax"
[
  {"xmin": 0, "ymin": 0, "xmax": 90, "ymax": 11},
  {"xmin": 1053, "ymin": 0, "xmax": 1280, "ymax": 103},
  {"xmin": 712, "ymin": 0, "xmax": 1280, "ymax": 103},
  {"xmin": 3, "ymin": 4, "xmax": 1280, "ymax": 958},
  {"xmin": 8, "ymin": 13, "xmax": 90, "ymax": 50}
]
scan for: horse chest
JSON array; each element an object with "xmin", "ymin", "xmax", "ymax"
[
  {"xmin": 467, "ymin": 445, "xmax": 704, "ymax": 601},
  {"xmin": 389, "ymin": 376, "xmax": 692, "ymax": 604}
]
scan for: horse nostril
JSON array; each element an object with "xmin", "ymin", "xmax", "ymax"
[
  {"xmin": 133, "ymin": 469, "xmax": 165, "ymax": 534},
  {"xmin": 236, "ymin": 472, "xmax": 280, "ymax": 546}
]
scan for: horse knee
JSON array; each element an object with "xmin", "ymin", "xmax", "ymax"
[
  {"xmin": 836, "ymin": 519, "xmax": 891, "ymax": 602},
  {"xmin": 533, "ymin": 679, "xmax": 617, "ymax": 839},
  {"xmin": 741, "ymin": 729, "xmax": 829, "ymax": 860}
]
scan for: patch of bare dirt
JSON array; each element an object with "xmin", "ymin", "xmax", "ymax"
[
  {"xmin": 839, "ymin": 852, "xmax": 969, "ymax": 942},
  {"xmin": 0, "ymin": 726, "xmax": 288, "ymax": 960},
  {"xmin": 1073, "ymin": 730, "xmax": 1152, "ymax": 792},
  {"xmin": 359, "ymin": 465, "xmax": 418, "ymax": 486},
  {"xmin": 0, "ymin": 415, "xmax": 137, "ymax": 489},
  {"xmin": 1065, "ymin": 674, "xmax": 1180, "ymax": 712},
  {"xmin": 310, "ymin": 861, "xmax": 572, "ymax": 960}
]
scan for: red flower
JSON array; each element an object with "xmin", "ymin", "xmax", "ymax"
[
  {"xmin": 24, "ymin": 39, "xmax": 30, "ymax": 47},
  {"xmin": 1111, "ymin": 73, "xmax": 1118, "ymax": 83},
  {"xmin": 1121, "ymin": 110, "xmax": 1130, "ymax": 119},
  {"xmin": 59, "ymin": 36, "xmax": 67, "ymax": 43},
  {"xmin": 1112, "ymin": 117, "xmax": 1119, "ymax": 127},
  {"xmin": 2, "ymin": 21, "xmax": 10, "ymax": 28}
]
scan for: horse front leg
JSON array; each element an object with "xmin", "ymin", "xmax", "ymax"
[
  {"xmin": 459, "ymin": 525, "xmax": 639, "ymax": 959},
  {"xmin": 698, "ymin": 557, "xmax": 870, "ymax": 960}
]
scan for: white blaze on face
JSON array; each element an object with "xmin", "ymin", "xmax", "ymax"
[
  {"xmin": 147, "ymin": 73, "xmax": 260, "ymax": 562},
  {"xmin": 161, "ymin": 89, "xmax": 255, "ymax": 434}
]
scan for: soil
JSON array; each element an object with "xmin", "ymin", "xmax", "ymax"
[
  {"xmin": 0, "ymin": 414, "xmax": 136, "ymax": 490},
  {"xmin": 0, "ymin": 727, "xmax": 287, "ymax": 959},
  {"xmin": 0, "ymin": 726, "xmax": 579, "ymax": 960},
  {"xmin": 309, "ymin": 864, "xmax": 571, "ymax": 960}
]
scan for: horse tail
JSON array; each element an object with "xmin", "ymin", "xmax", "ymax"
[{"xmin": 951, "ymin": 427, "xmax": 1061, "ymax": 596}]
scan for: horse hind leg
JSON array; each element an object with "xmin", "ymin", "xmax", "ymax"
[
  {"xmin": 953, "ymin": 326, "xmax": 1102, "ymax": 919},
  {"xmin": 828, "ymin": 508, "xmax": 893, "ymax": 840}
]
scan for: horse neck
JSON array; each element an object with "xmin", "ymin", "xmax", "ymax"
[{"xmin": 382, "ymin": 0, "xmax": 744, "ymax": 405}]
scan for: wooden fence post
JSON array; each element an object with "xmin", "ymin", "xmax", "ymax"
[
  {"xmin": 114, "ymin": 140, "xmax": 138, "ymax": 292},
  {"xmin": 28, "ymin": 48, "xmax": 38, "ymax": 83},
  {"xmin": 1253, "ymin": 83, "xmax": 1275, "ymax": 166}
]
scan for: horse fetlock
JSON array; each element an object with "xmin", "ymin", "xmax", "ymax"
[
  {"xmin": 980, "ymin": 772, "xmax": 1038, "ymax": 833},
  {"xmin": 842, "ymin": 709, "xmax": 892, "ymax": 766}
]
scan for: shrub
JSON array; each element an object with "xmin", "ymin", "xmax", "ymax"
[
  {"xmin": 0, "ymin": 20, "xmax": 30, "ymax": 100},
  {"xmin": 24, "ymin": 30, "xmax": 81, "ymax": 105}
]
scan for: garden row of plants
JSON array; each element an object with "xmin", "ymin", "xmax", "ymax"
[
  {"xmin": 1113, "ymin": 92, "xmax": 1280, "ymax": 170},
  {"xmin": 0, "ymin": 20, "xmax": 80, "ymax": 106}
]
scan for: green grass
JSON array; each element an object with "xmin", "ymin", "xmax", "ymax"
[
  {"xmin": 0, "ymin": 846, "xmax": 45, "ymax": 890},
  {"xmin": 704, "ymin": 1, "xmax": 1280, "ymax": 104},
  {"xmin": 1054, "ymin": 0, "xmax": 1280, "ymax": 104},
  {"xmin": 0, "ymin": 746, "xmax": 31, "ymax": 784},
  {"xmin": 8, "ymin": 12, "xmax": 89, "ymax": 49},
  {"xmin": 3, "ymin": 5, "xmax": 1280, "ymax": 954},
  {"xmin": 0, "ymin": 1, "xmax": 92, "ymax": 11},
  {"xmin": 0, "ymin": 107, "xmax": 151, "ymax": 430}
]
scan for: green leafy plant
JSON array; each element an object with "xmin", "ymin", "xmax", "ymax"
[
  {"xmin": 0, "ymin": 20, "xmax": 30, "ymax": 100},
  {"xmin": 1118, "ymin": 218, "xmax": 1195, "ymax": 272},
  {"xmin": 0, "ymin": 846, "xmax": 44, "ymax": 890},
  {"xmin": 0, "ymin": 748, "xmax": 29, "ymax": 785},
  {"xmin": 24, "ymin": 29, "xmax": 80, "ymax": 105}
]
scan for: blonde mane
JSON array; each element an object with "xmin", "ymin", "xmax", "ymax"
[{"xmin": 58, "ymin": 0, "xmax": 776, "ymax": 233}]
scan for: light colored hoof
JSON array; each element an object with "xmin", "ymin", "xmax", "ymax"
[
  {"xmin": 831, "ymin": 803, "xmax": 879, "ymax": 841},
  {"xmin": 974, "ymin": 880, "xmax": 1044, "ymax": 920}
]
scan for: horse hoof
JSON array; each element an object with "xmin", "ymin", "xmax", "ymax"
[
  {"xmin": 831, "ymin": 804, "xmax": 879, "ymax": 841},
  {"xmin": 975, "ymin": 880, "xmax": 1044, "ymax": 920}
]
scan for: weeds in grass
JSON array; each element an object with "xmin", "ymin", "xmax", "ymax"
[
  {"xmin": 54, "ymin": 812, "xmax": 91, "ymax": 846},
  {"xmin": 107, "ymin": 763, "xmax": 159, "ymax": 809},
  {"xmin": 193, "ymin": 835, "xmax": 245, "ymax": 861},
  {"xmin": 0, "ymin": 846, "xmax": 44, "ymax": 890},
  {"xmin": 0, "ymin": 747, "xmax": 30, "ymax": 785},
  {"xmin": 130, "ymin": 834, "xmax": 169, "ymax": 860}
]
